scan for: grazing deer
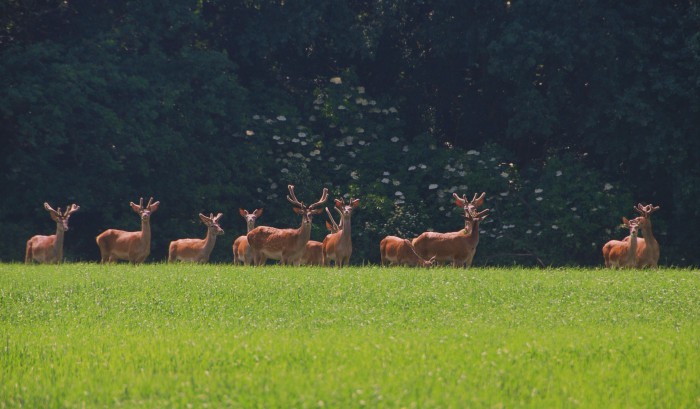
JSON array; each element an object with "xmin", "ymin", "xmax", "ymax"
[
  {"xmin": 624, "ymin": 203, "xmax": 661, "ymax": 268},
  {"xmin": 380, "ymin": 236, "xmax": 435, "ymax": 267},
  {"xmin": 95, "ymin": 197, "xmax": 160, "ymax": 264},
  {"xmin": 322, "ymin": 197, "xmax": 360, "ymax": 267},
  {"xmin": 602, "ymin": 217, "xmax": 640, "ymax": 268},
  {"xmin": 25, "ymin": 203, "xmax": 80, "ymax": 264},
  {"xmin": 168, "ymin": 213, "xmax": 224, "ymax": 263},
  {"xmin": 412, "ymin": 192, "xmax": 489, "ymax": 267},
  {"xmin": 232, "ymin": 208, "xmax": 263, "ymax": 265},
  {"xmin": 247, "ymin": 185, "xmax": 328, "ymax": 265}
]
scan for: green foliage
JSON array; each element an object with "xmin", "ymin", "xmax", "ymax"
[{"xmin": 2, "ymin": 264, "xmax": 699, "ymax": 407}]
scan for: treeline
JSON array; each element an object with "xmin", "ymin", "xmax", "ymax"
[{"xmin": 1, "ymin": 1, "xmax": 699, "ymax": 266}]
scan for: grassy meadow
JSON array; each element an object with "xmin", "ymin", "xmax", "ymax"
[{"xmin": 1, "ymin": 263, "xmax": 699, "ymax": 408}]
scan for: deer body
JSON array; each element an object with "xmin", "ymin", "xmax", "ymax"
[
  {"xmin": 233, "ymin": 208, "xmax": 262, "ymax": 265},
  {"xmin": 247, "ymin": 185, "xmax": 328, "ymax": 266},
  {"xmin": 25, "ymin": 203, "xmax": 79, "ymax": 264},
  {"xmin": 602, "ymin": 217, "xmax": 639, "ymax": 268},
  {"xmin": 322, "ymin": 198, "xmax": 359, "ymax": 267},
  {"xmin": 412, "ymin": 192, "xmax": 488, "ymax": 268},
  {"xmin": 624, "ymin": 204, "xmax": 661, "ymax": 268},
  {"xmin": 380, "ymin": 236, "xmax": 434, "ymax": 267},
  {"xmin": 96, "ymin": 197, "xmax": 159, "ymax": 264},
  {"xmin": 298, "ymin": 240, "xmax": 324, "ymax": 266},
  {"xmin": 169, "ymin": 213, "xmax": 223, "ymax": 263}
]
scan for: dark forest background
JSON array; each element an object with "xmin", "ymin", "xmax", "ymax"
[{"xmin": 2, "ymin": 0, "xmax": 699, "ymax": 266}]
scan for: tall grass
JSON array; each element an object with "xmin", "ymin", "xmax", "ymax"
[{"xmin": 1, "ymin": 263, "xmax": 699, "ymax": 408}]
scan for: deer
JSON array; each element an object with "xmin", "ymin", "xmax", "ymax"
[
  {"xmin": 168, "ymin": 213, "xmax": 224, "ymax": 263},
  {"xmin": 295, "ymin": 208, "xmax": 342, "ymax": 267},
  {"xmin": 412, "ymin": 192, "xmax": 489, "ymax": 267},
  {"xmin": 25, "ymin": 203, "xmax": 80, "ymax": 264},
  {"xmin": 623, "ymin": 203, "xmax": 661, "ymax": 268},
  {"xmin": 232, "ymin": 208, "xmax": 263, "ymax": 265},
  {"xmin": 95, "ymin": 197, "xmax": 160, "ymax": 264},
  {"xmin": 247, "ymin": 185, "xmax": 328, "ymax": 266},
  {"xmin": 380, "ymin": 236, "xmax": 436, "ymax": 267},
  {"xmin": 322, "ymin": 197, "xmax": 360, "ymax": 267},
  {"xmin": 602, "ymin": 217, "xmax": 640, "ymax": 268}
]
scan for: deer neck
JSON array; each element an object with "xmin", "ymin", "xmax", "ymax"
[
  {"xmin": 627, "ymin": 231, "xmax": 638, "ymax": 263},
  {"xmin": 640, "ymin": 220, "xmax": 657, "ymax": 248},
  {"xmin": 464, "ymin": 219, "xmax": 480, "ymax": 244},
  {"xmin": 54, "ymin": 224, "xmax": 65, "ymax": 255},
  {"xmin": 294, "ymin": 221, "xmax": 313, "ymax": 249},
  {"xmin": 140, "ymin": 218, "xmax": 151, "ymax": 246},
  {"xmin": 339, "ymin": 216, "xmax": 352, "ymax": 245},
  {"xmin": 203, "ymin": 228, "xmax": 218, "ymax": 253}
]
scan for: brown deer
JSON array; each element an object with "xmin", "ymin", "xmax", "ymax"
[
  {"xmin": 624, "ymin": 203, "xmax": 661, "ymax": 268},
  {"xmin": 322, "ymin": 197, "xmax": 360, "ymax": 267},
  {"xmin": 412, "ymin": 192, "xmax": 489, "ymax": 267},
  {"xmin": 232, "ymin": 208, "xmax": 263, "ymax": 265},
  {"xmin": 602, "ymin": 217, "xmax": 640, "ymax": 268},
  {"xmin": 298, "ymin": 241, "xmax": 324, "ymax": 266},
  {"xmin": 168, "ymin": 213, "xmax": 224, "ymax": 263},
  {"xmin": 380, "ymin": 236, "xmax": 435, "ymax": 267},
  {"xmin": 247, "ymin": 185, "xmax": 328, "ymax": 266},
  {"xmin": 95, "ymin": 197, "xmax": 160, "ymax": 263},
  {"xmin": 25, "ymin": 203, "xmax": 80, "ymax": 264}
]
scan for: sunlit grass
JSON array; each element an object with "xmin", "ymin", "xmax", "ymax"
[{"xmin": 1, "ymin": 263, "xmax": 699, "ymax": 408}]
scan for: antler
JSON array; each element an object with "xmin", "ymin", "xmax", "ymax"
[
  {"xmin": 287, "ymin": 185, "xmax": 303, "ymax": 208},
  {"xmin": 634, "ymin": 203, "xmax": 660, "ymax": 218},
  {"xmin": 63, "ymin": 204, "xmax": 80, "ymax": 216},
  {"xmin": 213, "ymin": 213, "xmax": 223, "ymax": 222},
  {"xmin": 309, "ymin": 188, "xmax": 329, "ymax": 209},
  {"xmin": 325, "ymin": 207, "xmax": 340, "ymax": 231},
  {"xmin": 44, "ymin": 202, "xmax": 59, "ymax": 216}
]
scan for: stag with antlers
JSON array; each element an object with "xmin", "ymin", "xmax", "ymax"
[
  {"xmin": 233, "ymin": 208, "xmax": 263, "ymax": 265},
  {"xmin": 25, "ymin": 203, "xmax": 80, "ymax": 264},
  {"xmin": 95, "ymin": 197, "xmax": 160, "ymax": 264},
  {"xmin": 168, "ymin": 213, "xmax": 224, "ymax": 263},
  {"xmin": 412, "ymin": 192, "xmax": 489, "ymax": 267},
  {"xmin": 322, "ymin": 197, "xmax": 360, "ymax": 267},
  {"xmin": 623, "ymin": 203, "xmax": 661, "ymax": 268},
  {"xmin": 247, "ymin": 185, "xmax": 328, "ymax": 266},
  {"xmin": 602, "ymin": 217, "xmax": 640, "ymax": 268}
]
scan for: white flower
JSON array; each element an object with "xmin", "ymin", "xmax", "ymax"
[
  {"xmin": 281, "ymin": 168, "xmax": 289, "ymax": 173},
  {"xmin": 388, "ymin": 107, "xmax": 398, "ymax": 113},
  {"xmin": 556, "ymin": 170, "xmax": 563, "ymax": 177},
  {"xmin": 534, "ymin": 188, "xmax": 543, "ymax": 194},
  {"xmin": 392, "ymin": 180, "xmax": 400, "ymax": 186},
  {"xmin": 604, "ymin": 183, "xmax": 613, "ymax": 191},
  {"xmin": 356, "ymin": 86, "xmax": 365, "ymax": 94},
  {"xmin": 338, "ymin": 105, "xmax": 347, "ymax": 110},
  {"xmin": 551, "ymin": 225, "xmax": 559, "ymax": 230},
  {"xmin": 536, "ymin": 197, "xmax": 543, "ymax": 201},
  {"xmin": 526, "ymin": 229, "xmax": 532, "ymax": 234},
  {"xmin": 272, "ymin": 135, "xmax": 281, "ymax": 140},
  {"xmin": 501, "ymin": 172, "xmax": 509, "ymax": 178},
  {"xmin": 330, "ymin": 77, "xmax": 342, "ymax": 84},
  {"xmin": 356, "ymin": 127, "xmax": 365, "ymax": 133},
  {"xmin": 429, "ymin": 184, "xmax": 438, "ymax": 190},
  {"xmin": 292, "ymin": 138, "xmax": 299, "ymax": 143},
  {"xmin": 245, "ymin": 130, "xmax": 255, "ymax": 136},
  {"xmin": 467, "ymin": 150, "xmax": 480, "ymax": 155},
  {"xmin": 253, "ymin": 115, "xmax": 260, "ymax": 120},
  {"xmin": 419, "ymin": 164, "xmax": 427, "ymax": 169},
  {"xmin": 383, "ymin": 171, "xmax": 390, "ymax": 175},
  {"xmin": 402, "ymin": 146, "xmax": 409, "ymax": 152},
  {"xmin": 500, "ymin": 192, "xmax": 509, "ymax": 197},
  {"xmin": 408, "ymin": 166, "xmax": 416, "ymax": 171},
  {"xmin": 257, "ymin": 188, "xmax": 263, "ymax": 193},
  {"xmin": 300, "ymin": 141, "xmax": 307, "ymax": 146},
  {"xmin": 358, "ymin": 140, "xmax": 366, "ymax": 145},
  {"xmin": 350, "ymin": 171, "xmax": 359, "ymax": 180},
  {"xmin": 571, "ymin": 207, "xmax": 577, "ymax": 211},
  {"xmin": 395, "ymin": 191, "xmax": 404, "ymax": 196},
  {"xmin": 395, "ymin": 199, "xmax": 405, "ymax": 204},
  {"xmin": 381, "ymin": 178, "xmax": 390, "ymax": 184},
  {"xmin": 276, "ymin": 115, "xmax": 286, "ymax": 121},
  {"xmin": 298, "ymin": 132, "xmax": 307, "ymax": 138},
  {"xmin": 390, "ymin": 137, "xmax": 399, "ymax": 142},
  {"xmin": 270, "ymin": 182, "xmax": 277, "ymax": 189}
]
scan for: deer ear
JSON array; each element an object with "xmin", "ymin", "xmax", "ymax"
[
  {"xmin": 454, "ymin": 199, "xmax": 463, "ymax": 207},
  {"xmin": 239, "ymin": 208, "xmax": 248, "ymax": 217},
  {"xmin": 293, "ymin": 207, "xmax": 305, "ymax": 215},
  {"xmin": 473, "ymin": 192, "xmax": 486, "ymax": 207},
  {"xmin": 326, "ymin": 221, "xmax": 333, "ymax": 231},
  {"xmin": 310, "ymin": 208, "xmax": 324, "ymax": 215},
  {"xmin": 130, "ymin": 202, "xmax": 141, "ymax": 213},
  {"xmin": 351, "ymin": 199, "xmax": 360, "ymax": 208},
  {"xmin": 148, "ymin": 201, "xmax": 160, "ymax": 212},
  {"xmin": 335, "ymin": 199, "xmax": 344, "ymax": 209},
  {"xmin": 199, "ymin": 213, "xmax": 210, "ymax": 224},
  {"xmin": 254, "ymin": 208, "xmax": 263, "ymax": 217}
]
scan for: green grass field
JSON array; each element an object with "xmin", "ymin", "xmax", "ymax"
[{"xmin": 1, "ymin": 264, "xmax": 698, "ymax": 408}]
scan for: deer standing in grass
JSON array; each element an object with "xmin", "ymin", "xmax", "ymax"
[
  {"xmin": 232, "ymin": 208, "xmax": 263, "ymax": 265},
  {"xmin": 380, "ymin": 236, "xmax": 435, "ymax": 267},
  {"xmin": 412, "ymin": 192, "xmax": 489, "ymax": 267},
  {"xmin": 25, "ymin": 203, "xmax": 80, "ymax": 264},
  {"xmin": 95, "ymin": 197, "xmax": 160, "ymax": 263},
  {"xmin": 297, "ymin": 207, "xmax": 342, "ymax": 266},
  {"xmin": 247, "ymin": 185, "xmax": 328, "ymax": 266},
  {"xmin": 322, "ymin": 197, "xmax": 360, "ymax": 267},
  {"xmin": 602, "ymin": 217, "xmax": 640, "ymax": 268},
  {"xmin": 624, "ymin": 203, "xmax": 661, "ymax": 268},
  {"xmin": 168, "ymin": 213, "xmax": 224, "ymax": 263}
]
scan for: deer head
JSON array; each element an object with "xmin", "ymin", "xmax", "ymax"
[
  {"xmin": 44, "ymin": 202, "xmax": 80, "ymax": 232},
  {"xmin": 632, "ymin": 203, "xmax": 659, "ymax": 229},
  {"xmin": 335, "ymin": 197, "xmax": 360, "ymax": 219},
  {"xmin": 200, "ymin": 213, "xmax": 224, "ymax": 236},
  {"xmin": 239, "ymin": 208, "xmax": 263, "ymax": 231},
  {"xmin": 621, "ymin": 216, "xmax": 639, "ymax": 236},
  {"xmin": 287, "ymin": 185, "xmax": 329, "ymax": 226},
  {"xmin": 453, "ymin": 192, "xmax": 486, "ymax": 218},
  {"xmin": 130, "ymin": 197, "xmax": 160, "ymax": 221}
]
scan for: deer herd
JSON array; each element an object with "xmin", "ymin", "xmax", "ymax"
[{"xmin": 25, "ymin": 185, "xmax": 662, "ymax": 269}]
